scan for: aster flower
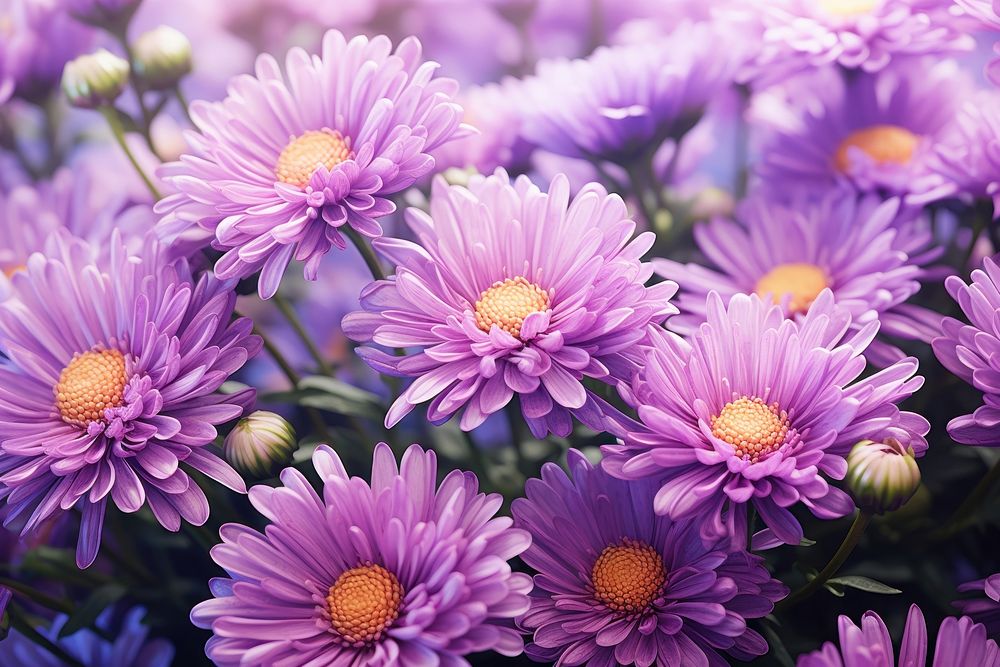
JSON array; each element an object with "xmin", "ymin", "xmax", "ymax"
[
  {"xmin": 191, "ymin": 443, "xmax": 532, "ymax": 666},
  {"xmin": 0, "ymin": 606, "xmax": 174, "ymax": 667},
  {"xmin": 0, "ymin": 168, "xmax": 155, "ymax": 300},
  {"xmin": 923, "ymin": 92, "xmax": 1000, "ymax": 216},
  {"xmin": 955, "ymin": 0, "xmax": 1000, "ymax": 85},
  {"xmin": 342, "ymin": 170, "xmax": 678, "ymax": 437},
  {"xmin": 955, "ymin": 574, "xmax": 1000, "ymax": 635},
  {"xmin": 754, "ymin": 60, "xmax": 972, "ymax": 200},
  {"xmin": 519, "ymin": 21, "xmax": 742, "ymax": 163},
  {"xmin": 602, "ymin": 292, "xmax": 929, "ymax": 547},
  {"xmin": 155, "ymin": 29, "xmax": 467, "ymax": 299},
  {"xmin": 797, "ymin": 604, "xmax": 1000, "ymax": 666},
  {"xmin": 0, "ymin": 232, "xmax": 260, "ymax": 568},
  {"xmin": 512, "ymin": 450, "xmax": 787, "ymax": 666},
  {"xmin": 655, "ymin": 192, "xmax": 946, "ymax": 367},
  {"xmin": 932, "ymin": 257, "xmax": 1000, "ymax": 445},
  {"xmin": 739, "ymin": 0, "xmax": 974, "ymax": 86}
]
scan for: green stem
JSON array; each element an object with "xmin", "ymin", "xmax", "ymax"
[
  {"xmin": 272, "ymin": 292, "xmax": 333, "ymax": 376},
  {"xmin": 506, "ymin": 399, "xmax": 534, "ymax": 479},
  {"xmin": 0, "ymin": 578, "xmax": 74, "ymax": 614},
  {"xmin": 112, "ymin": 32, "xmax": 158, "ymax": 155},
  {"xmin": 8, "ymin": 605, "xmax": 86, "ymax": 667},
  {"xmin": 961, "ymin": 210, "xmax": 987, "ymax": 273},
  {"xmin": 344, "ymin": 226, "xmax": 386, "ymax": 282},
  {"xmin": 174, "ymin": 85, "xmax": 195, "ymax": 126},
  {"xmin": 99, "ymin": 106, "xmax": 161, "ymax": 200},
  {"xmin": 776, "ymin": 511, "xmax": 872, "ymax": 612},
  {"xmin": 929, "ymin": 458, "xmax": 1000, "ymax": 541}
]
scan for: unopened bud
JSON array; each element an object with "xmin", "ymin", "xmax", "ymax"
[
  {"xmin": 131, "ymin": 26, "xmax": 192, "ymax": 90},
  {"xmin": 61, "ymin": 49, "xmax": 130, "ymax": 109},
  {"xmin": 846, "ymin": 438, "xmax": 921, "ymax": 515},
  {"xmin": 224, "ymin": 411, "xmax": 297, "ymax": 478}
]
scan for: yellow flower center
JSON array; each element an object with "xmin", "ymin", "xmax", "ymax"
[
  {"xmin": 591, "ymin": 539, "xmax": 666, "ymax": 615},
  {"xmin": 327, "ymin": 563, "xmax": 403, "ymax": 645},
  {"xmin": 817, "ymin": 0, "xmax": 879, "ymax": 17},
  {"xmin": 711, "ymin": 396, "xmax": 790, "ymax": 462},
  {"xmin": 2, "ymin": 264, "xmax": 25, "ymax": 278},
  {"xmin": 55, "ymin": 349, "xmax": 128, "ymax": 427},
  {"xmin": 755, "ymin": 263, "xmax": 829, "ymax": 315},
  {"xmin": 474, "ymin": 277, "xmax": 550, "ymax": 340},
  {"xmin": 275, "ymin": 129, "xmax": 353, "ymax": 188},
  {"xmin": 834, "ymin": 125, "xmax": 919, "ymax": 173}
]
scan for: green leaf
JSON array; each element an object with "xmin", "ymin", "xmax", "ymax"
[
  {"xmin": 58, "ymin": 584, "xmax": 128, "ymax": 638},
  {"xmin": 760, "ymin": 619, "xmax": 795, "ymax": 667},
  {"xmin": 799, "ymin": 537, "xmax": 817, "ymax": 547},
  {"xmin": 261, "ymin": 375, "xmax": 385, "ymax": 419},
  {"xmin": 827, "ymin": 576, "xmax": 902, "ymax": 595}
]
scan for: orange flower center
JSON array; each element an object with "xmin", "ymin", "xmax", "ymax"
[
  {"xmin": 834, "ymin": 125, "xmax": 919, "ymax": 172},
  {"xmin": 275, "ymin": 129, "xmax": 353, "ymax": 188},
  {"xmin": 755, "ymin": 263, "xmax": 828, "ymax": 315},
  {"xmin": 1, "ymin": 264, "xmax": 25, "ymax": 278},
  {"xmin": 327, "ymin": 563, "xmax": 403, "ymax": 645},
  {"xmin": 591, "ymin": 539, "xmax": 666, "ymax": 615},
  {"xmin": 817, "ymin": 0, "xmax": 879, "ymax": 17},
  {"xmin": 55, "ymin": 349, "xmax": 128, "ymax": 427},
  {"xmin": 711, "ymin": 396, "xmax": 790, "ymax": 462},
  {"xmin": 474, "ymin": 277, "xmax": 550, "ymax": 339}
]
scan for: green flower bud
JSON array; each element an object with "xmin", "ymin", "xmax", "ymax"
[
  {"xmin": 131, "ymin": 26, "xmax": 192, "ymax": 90},
  {"xmin": 61, "ymin": 49, "xmax": 130, "ymax": 109},
  {"xmin": 224, "ymin": 411, "xmax": 297, "ymax": 479},
  {"xmin": 846, "ymin": 438, "xmax": 921, "ymax": 515}
]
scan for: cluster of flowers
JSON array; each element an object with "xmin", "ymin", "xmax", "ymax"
[{"xmin": 4, "ymin": 0, "xmax": 1000, "ymax": 665}]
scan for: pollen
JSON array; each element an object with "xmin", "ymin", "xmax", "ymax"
[
  {"xmin": 327, "ymin": 563, "xmax": 403, "ymax": 645},
  {"xmin": 591, "ymin": 539, "xmax": 666, "ymax": 616},
  {"xmin": 55, "ymin": 349, "xmax": 128, "ymax": 427},
  {"xmin": 711, "ymin": 396, "xmax": 790, "ymax": 462},
  {"xmin": 275, "ymin": 128, "xmax": 353, "ymax": 188},
  {"xmin": 834, "ymin": 125, "xmax": 919, "ymax": 173},
  {"xmin": 817, "ymin": 0, "xmax": 879, "ymax": 17},
  {"xmin": 474, "ymin": 276, "xmax": 550, "ymax": 340},
  {"xmin": 755, "ymin": 263, "xmax": 829, "ymax": 315}
]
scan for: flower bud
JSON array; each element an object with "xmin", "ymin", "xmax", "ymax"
[
  {"xmin": 131, "ymin": 26, "xmax": 192, "ymax": 90},
  {"xmin": 846, "ymin": 438, "xmax": 921, "ymax": 515},
  {"xmin": 61, "ymin": 49, "xmax": 130, "ymax": 109},
  {"xmin": 224, "ymin": 411, "xmax": 297, "ymax": 478}
]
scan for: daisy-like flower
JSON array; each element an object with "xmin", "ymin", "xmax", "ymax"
[
  {"xmin": 513, "ymin": 450, "xmax": 787, "ymax": 666},
  {"xmin": 739, "ymin": 0, "xmax": 973, "ymax": 86},
  {"xmin": 602, "ymin": 292, "xmax": 929, "ymax": 547},
  {"xmin": 933, "ymin": 257, "xmax": 1000, "ymax": 445},
  {"xmin": 798, "ymin": 604, "xmax": 1000, "ymax": 666},
  {"xmin": 519, "ymin": 21, "xmax": 743, "ymax": 163},
  {"xmin": 655, "ymin": 192, "xmax": 946, "ymax": 368},
  {"xmin": 342, "ymin": 170, "xmax": 678, "ymax": 437},
  {"xmin": 754, "ymin": 60, "xmax": 972, "ymax": 200},
  {"xmin": 923, "ymin": 92, "xmax": 1000, "ymax": 216},
  {"xmin": 955, "ymin": 0, "xmax": 1000, "ymax": 85},
  {"xmin": 955, "ymin": 573, "xmax": 1000, "ymax": 635},
  {"xmin": 155, "ymin": 29, "xmax": 467, "ymax": 299},
  {"xmin": 0, "ymin": 168, "xmax": 154, "ymax": 299},
  {"xmin": 0, "ymin": 232, "xmax": 260, "ymax": 568},
  {"xmin": 0, "ymin": 606, "xmax": 174, "ymax": 667},
  {"xmin": 191, "ymin": 443, "xmax": 532, "ymax": 666}
]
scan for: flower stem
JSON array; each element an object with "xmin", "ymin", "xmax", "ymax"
[
  {"xmin": 99, "ymin": 106, "xmax": 161, "ymax": 200},
  {"xmin": 776, "ymin": 511, "xmax": 872, "ymax": 612},
  {"xmin": 344, "ymin": 226, "xmax": 386, "ymax": 282},
  {"xmin": 272, "ymin": 292, "xmax": 333, "ymax": 377},
  {"xmin": 930, "ymin": 458, "xmax": 1000, "ymax": 541},
  {"xmin": 174, "ymin": 85, "xmax": 194, "ymax": 126}
]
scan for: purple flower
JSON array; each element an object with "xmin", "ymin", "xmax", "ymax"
[
  {"xmin": 932, "ymin": 257, "xmax": 1000, "ymax": 445},
  {"xmin": 956, "ymin": 574, "xmax": 1000, "ymax": 635},
  {"xmin": 797, "ymin": 604, "xmax": 1000, "ymax": 666},
  {"xmin": 740, "ymin": 0, "xmax": 974, "ymax": 86},
  {"xmin": 957, "ymin": 0, "xmax": 1000, "ymax": 27},
  {"xmin": 0, "ymin": 232, "xmax": 260, "ymax": 568},
  {"xmin": 0, "ymin": 606, "xmax": 173, "ymax": 667},
  {"xmin": 155, "ymin": 29, "xmax": 468, "ymax": 299},
  {"xmin": 754, "ymin": 61, "xmax": 972, "ymax": 200},
  {"xmin": 655, "ymin": 192, "xmax": 946, "ymax": 368},
  {"xmin": 0, "ymin": 0, "xmax": 95, "ymax": 102},
  {"xmin": 191, "ymin": 443, "xmax": 532, "ymax": 666},
  {"xmin": 0, "ymin": 168, "xmax": 155, "ymax": 300},
  {"xmin": 519, "ymin": 21, "xmax": 742, "ymax": 163},
  {"xmin": 923, "ymin": 91, "xmax": 1000, "ymax": 216},
  {"xmin": 342, "ymin": 170, "xmax": 678, "ymax": 437},
  {"xmin": 512, "ymin": 450, "xmax": 787, "ymax": 666},
  {"xmin": 603, "ymin": 292, "xmax": 929, "ymax": 547}
]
